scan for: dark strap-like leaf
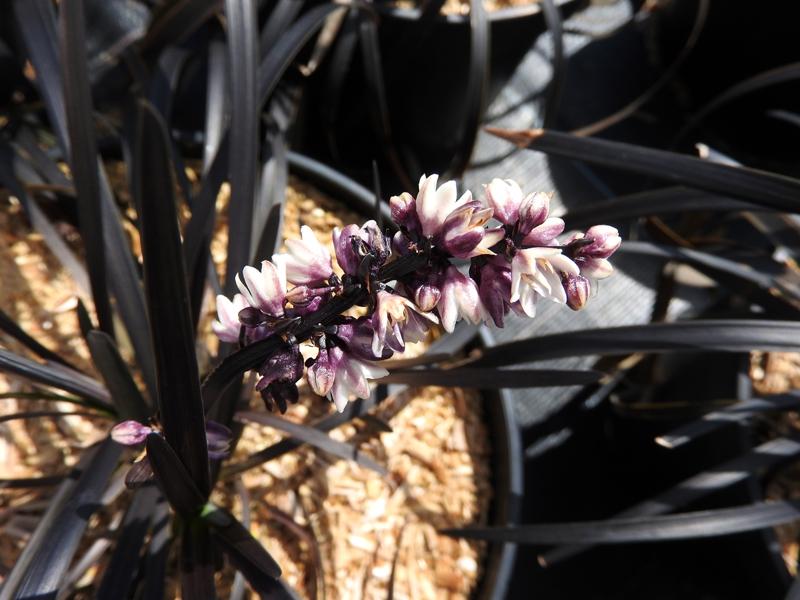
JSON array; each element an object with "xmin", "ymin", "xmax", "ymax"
[
  {"xmin": 378, "ymin": 368, "xmax": 602, "ymax": 388},
  {"xmin": 96, "ymin": 487, "xmax": 160, "ymax": 600},
  {"xmin": 86, "ymin": 330, "xmax": 150, "ymax": 420},
  {"xmin": 562, "ymin": 186, "xmax": 765, "ymax": 229},
  {"xmin": 203, "ymin": 505, "xmax": 282, "ymax": 580},
  {"xmin": 2, "ymin": 439, "xmax": 121, "ymax": 599},
  {"xmin": 0, "ymin": 306, "xmax": 77, "ymax": 369},
  {"xmin": 223, "ymin": 0, "xmax": 260, "ymax": 294},
  {"xmin": 540, "ymin": 436, "xmax": 800, "ymax": 565},
  {"xmin": 145, "ymin": 433, "xmax": 206, "ymax": 515},
  {"xmin": 237, "ymin": 410, "xmax": 387, "ymax": 475},
  {"xmin": 444, "ymin": 500, "xmax": 800, "ymax": 545},
  {"xmin": 471, "ymin": 320, "xmax": 800, "ymax": 367},
  {"xmin": 59, "ymin": 0, "xmax": 114, "ymax": 335},
  {"xmin": 223, "ymin": 395, "xmax": 377, "ymax": 478},
  {"xmin": 488, "ymin": 127, "xmax": 800, "ymax": 213},
  {"xmin": 656, "ymin": 393, "xmax": 800, "ymax": 449},
  {"xmin": 136, "ymin": 101, "xmax": 210, "ymax": 493},
  {"xmin": 0, "ymin": 347, "xmax": 110, "ymax": 404}
]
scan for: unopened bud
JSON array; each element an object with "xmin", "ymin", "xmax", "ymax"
[{"xmin": 564, "ymin": 274, "xmax": 591, "ymax": 310}]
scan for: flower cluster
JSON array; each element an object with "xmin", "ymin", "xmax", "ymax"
[{"xmin": 210, "ymin": 175, "xmax": 620, "ymax": 413}]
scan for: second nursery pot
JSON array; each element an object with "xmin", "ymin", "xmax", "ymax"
[{"xmin": 300, "ymin": 0, "xmax": 584, "ymax": 188}]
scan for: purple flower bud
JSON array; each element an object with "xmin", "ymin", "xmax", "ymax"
[
  {"xmin": 439, "ymin": 201, "xmax": 495, "ymax": 258},
  {"xmin": 477, "ymin": 258, "xmax": 512, "ymax": 327},
  {"xmin": 255, "ymin": 346, "xmax": 304, "ymax": 413},
  {"xmin": 484, "ymin": 178, "xmax": 523, "ymax": 225},
  {"xmin": 389, "ymin": 192, "xmax": 420, "ymax": 233},
  {"xmin": 522, "ymin": 217, "xmax": 565, "ymax": 247},
  {"xmin": 414, "ymin": 281, "xmax": 441, "ymax": 312},
  {"xmin": 238, "ymin": 306, "xmax": 266, "ymax": 327},
  {"xmin": 563, "ymin": 274, "xmax": 591, "ymax": 310},
  {"xmin": 565, "ymin": 225, "xmax": 621, "ymax": 279},
  {"xmin": 111, "ymin": 420, "xmax": 153, "ymax": 446},
  {"xmin": 260, "ymin": 381, "xmax": 299, "ymax": 414},
  {"xmin": 205, "ymin": 420, "xmax": 233, "ymax": 459},
  {"xmin": 332, "ymin": 224, "xmax": 363, "ymax": 277},
  {"xmin": 583, "ymin": 225, "xmax": 622, "ymax": 259},
  {"xmin": 516, "ymin": 192, "xmax": 550, "ymax": 235}
]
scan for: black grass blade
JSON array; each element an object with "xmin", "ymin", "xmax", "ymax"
[
  {"xmin": 222, "ymin": 396, "xmax": 378, "ymax": 477},
  {"xmin": 488, "ymin": 128, "xmax": 800, "ymax": 213},
  {"xmin": 223, "ymin": 0, "xmax": 259, "ymax": 293},
  {"xmin": 617, "ymin": 242, "xmax": 800, "ymax": 314},
  {"xmin": 444, "ymin": 500, "xmax": 800, "ymax": 545},
  {"xmin": 471, "ymin": 320, "xmax": 800, "ymax": 367},
  {"xmin": 447, "ymin": 0, "xmax": 488, "ymax": 177},
  {"xmin": 135, "ymin": 101, "xmax": 210, "ymax": 494},
  {"xmin": 0, "ymin": 475, "xmax": 64, "ymax": 490},
  {"xmin": 59, "ymin": 0, "xmax": 114, "ymax": 335},
  {"xmin": 0, "ymin": 137, "xmax": 91, "ymax": 298},
  {"xmin": 377, "ymin": 368, "xmax": 602, "ymax": 388},
  {"xmin": 203, "ymin": 506, "xmax": 282, "ymax": 580},
  {"xmin": 358, "ymin": 10, "xmax": 412, "ymax": 189},
  {"xmin": 562, "ymin": 187, "xmax": 764, "ymax": 230},
  {"xmin": 0, "ymin": 306, "xmax": 77, "ymax": 369},
  {"xmin": 656, "ymin": 393, "xmax": 800, "ymax": 449},
  {"xmin": 86, "ymin": 330, "xmax": 150, "ymax": 420},
  {"xmin": 203, "ymin": 37, "xmax": 228, "ymax": 174},
  {"xmin": 257, "ymin": 4, "xmax": 340, "ymax": 108},
  {"xmin": 0, "ymin": 347, "xmax": 111, "ymax": 404},
  {"xmin": 145, "ymin": 433, "xmax": 206, "ymax": 515},
  {"xmin": 141, "ymin": 0, "xmax": 222, "ymax": 57},
  {"xmin": 236, "ymin": 410, "xmax": 387, "ymax": 475},
  {"xmin": 0, "ymin": 410, "xmax": 107, "ymax": 424},
  {"xmin": 3, "ymin": 439, "xmax": 121, "ymax": 599},
  {"xmin": 96, "ymin": 487, "xmax": 160, "ymax": 600},
  {"xmin": 675, "ymin": 62, "xmax": 800, "ymax": 146},
  {"xmin": 540, "ymin": 436, "xmax": 800, "ymax": 565},
  {"xmin": 13, "ymin": 0, "xmax": 69, "ymax": 154},
  {"xmin": 141, "ymin": 497, "xmax": 171, "ymax": 599}
]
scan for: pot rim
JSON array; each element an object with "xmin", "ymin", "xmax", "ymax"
[{"xmin": 373, "ymin": 0, "xmax": 579, "ymax": 24}]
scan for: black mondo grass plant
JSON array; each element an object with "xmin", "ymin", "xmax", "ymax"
[
  {"xmin": 0, "ymin": 1, "xmax": 621, "ymax": 597},
  {"xmin": 4, "ymin": 1, "xmax": 800, "ymax": 599}
]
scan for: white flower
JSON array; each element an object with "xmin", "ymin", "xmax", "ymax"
[
  {"xmin": 437, "ymin": 266, "xmax": 484, "ymax": 332},
  {"xmin": 212, "ymin": 293, "xmax": 248, "ymax": 343},
  {"xmin": 415, "ymin": 174, "xmax": 473, "ymax": 237},
  {"xmin": 510, "ymin": 248, "xmax": 579, "ymax": 317},
  {"xmin": 234, "ymin": 260, "xmax": 287, "ymax": 316},
  {"xmin": 484, "ymin": 178, "xmax": 524, "ymax": 225},
  {"xmin": 276, "ymin": 225, "xmax": 333, "ymax": 285},
  {"xmin": 371, "ymin": 291, "xmax": 438, "ymax": 356}
]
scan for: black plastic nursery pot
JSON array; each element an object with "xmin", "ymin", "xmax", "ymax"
[
  {"xmin": 300, "ymin": 0, "xmax": 584, "ymax": 189},
  {"xmin": 287, "ymin": 152, "xmax": 524, "ymax": 599},
  {"xmin": 511, "ymin": 356, "xmax": 792, "ymax": 599}
]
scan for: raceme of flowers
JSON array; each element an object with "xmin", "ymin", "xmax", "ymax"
[
  {"xmin": 214, "ymin": 174, "xmax": 620, "ymax": 413},
  {"xmin": 112, "ymin": 174, "xmax": 620, "ymax": 451}
]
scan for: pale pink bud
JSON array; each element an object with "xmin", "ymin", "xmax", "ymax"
[
  {"xmin": 414, "ymin": 282, "xmax": 441, "ymax": 312},
  {"xmin": 564, "ymin": 274, "xmax": 591, "ymax": 310},
  {"xmin": 484, "ymin": 178, "xmax": 523, "ymax": 225},
  {"xmin": 111, "ymin": 420, "xmax": 153, "ymax": 446}
]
